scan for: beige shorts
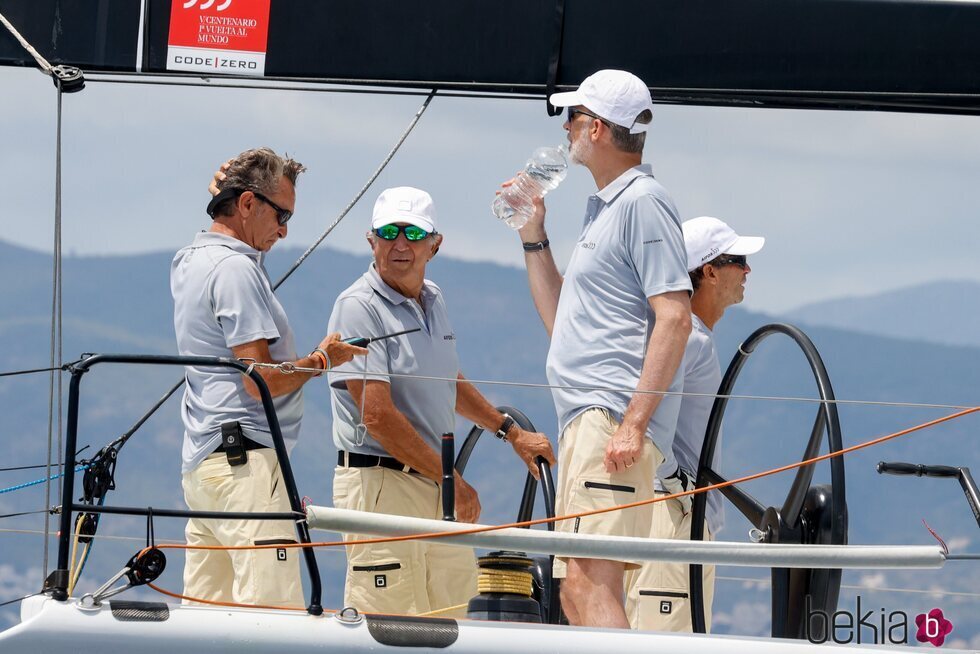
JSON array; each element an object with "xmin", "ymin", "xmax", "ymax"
[
  {"xmin": 624, "ymin": 493, "xmax": 715, "ymax": 632},
  {"xmin": 553, "ymin": 407, "xmax": 664, "ymax": 577},
  {"xmin": 333, "ymin": 466, "xmax": 478, "ymax": 617},
  {"xmin": 182, "ymin": 448, "xmax": 303, "ymax": 608}
]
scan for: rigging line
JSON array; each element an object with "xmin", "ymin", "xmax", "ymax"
[
  {"xmin": 0, "ymin": 364, "xmax": 67, "ymax": 378},
  {"xmin": 77, "ymin": 72, "xmax": 980, "ymax": 103},
  {"xmin": 1, "ymin": 465, "xmax": 88, "ymax": 496},
  {"xmin": 246, "ymin": 361, "xmax": 979, "ymax": 411},
  {"xmin": 272, "ymin": 89, "xmax": 437, "ymax": 290},
  {"xmin": 84, "ymin": 75, "xmax": 542, "ymax": 102},
  {"xmin": 42, "ymin": 76, "xmax": 66, "ymax": 584},
  {"xmin": 86, "ymin": 70, "xmax": 547, "ymax": 91},
  {"xmin": 0, "ymin": 446, "xmax": 90, "ymax": 473},
  {"xmin": 0, "ymin": 509, "xmax": 53, "ymax": 521},
  {"xmin": 716, "ymin": 575, "xmax": 980, "ymax": 599},
  {"xmin": 140, "ymin": 407, "xmax": 980, "ymax": 556},
  {"xmin": 0, "ymin": 527, "xmax": 186, "ymax": 546},
  {"xmin": 112, "ymin": 379, "xmax": 184, "ymax": 450},
  {"xmin": 0, "ymin": 592, "xmax": 44, "ymax": 610},
  {"xmin": 945, "ymin": 554, "xmax": 980, "ymax": 561},
  {"xmin": 0, "ymin": 10, "xmax": 54, "ymax": 74}
]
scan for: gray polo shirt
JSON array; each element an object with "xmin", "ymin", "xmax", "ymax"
[
  {"xmin": 328, "ymin": 264, "xmax": 459, "ymax": 457},
  {"xmin": 656, "ymin": 314, "xmax": 724, "ymax": 534},
  {"xmin": 546, "ymin": 164, "xmax": 691, "ymax": 468},
  {"xmin": 171, "ymin": 231, "xmax": 303, "ymax": 473}
]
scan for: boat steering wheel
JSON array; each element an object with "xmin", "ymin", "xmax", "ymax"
[
  {"xmin": 688, "ymin": 323, "xmax": 848, "ymax": 639},
  {"xmin": 455, "ymin": 406, "xmax": 560, "ymax": 623}
]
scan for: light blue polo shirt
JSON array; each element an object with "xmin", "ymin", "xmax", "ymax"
[
  {"xmin": 546, "ymin": 164, "xmax": 692, "ymax": 468},
  {"xmin": 656, "ymin": 314, "xmax": 725, "ymax": 534},
  {"xmin": 171, "ymin": 231, "xmax": 303, "ymax": 473},
  {"xmin": 328, "ymin": 264, "xmax": 459, "ymax": 457}
]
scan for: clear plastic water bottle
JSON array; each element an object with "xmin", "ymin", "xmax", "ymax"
[{"xmin": 492, "ymin": 145, "xmax": 568, "ymax": 229}]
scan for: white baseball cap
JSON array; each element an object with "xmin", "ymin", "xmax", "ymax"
[
  {"xmin": 549, "ymin": 69, "xmax": 655, "ymax": 134},
  {"xmin": 371, "ymin": 186, "xmax": 438, "ymax": 233},
  {"xmin": 682, "ymin": 216, "xmax": 765, "ymax": 272}
]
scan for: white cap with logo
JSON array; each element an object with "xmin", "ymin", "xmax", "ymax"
[
  {"xmin": 371, "ymin": 186, "xmax": 438, "ymax": 233},
  {"xmin": 682, "ymin": 216, "xmax": 765, "ymax": 272},
  {"xmin": 548, "ymin": 69, "xmax": 655, "ymax": 134}
]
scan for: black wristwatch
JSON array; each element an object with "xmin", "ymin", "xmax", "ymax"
[
  {"xmin": 522, "ymin": 239, "xmax": 550, "ymax": 252},
  {"xmin": 495, "ymin": 414, "xmax": 515, "ymax": 442}
]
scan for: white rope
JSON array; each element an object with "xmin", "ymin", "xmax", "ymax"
[
  {"xmin": 241, "ymin": 361, "xmax": 979, "ymax": 412},
  {"xmin": 0, "ymin": 9, "xmax": 54, "ymax": 73},
  {"xmin": 306, "ymin": 506, "xmax": 946, "ymax": 570}
]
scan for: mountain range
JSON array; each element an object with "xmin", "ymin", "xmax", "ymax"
[
  {"xmin": 785, "ymin": 280, "xmax": 980, "ymax": 349},
  {"xmin": 0, "ymin": 239, "xmax": 977, "ymax": 646}
]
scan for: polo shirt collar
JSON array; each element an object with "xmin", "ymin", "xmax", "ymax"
[
  {"xmin": 365, "ymin": 263, "xmax": 410, "ymax": 306},
  {"xmin": 595, "ymin": 163, "xmax": 654, "ymax": 205},
  {"xmin": 365, "ymin": 264, "xmax": 438, "ymax": 312},
  {"xmin": 190, "ymin": 231, "xmax": 261, "ymax": 260}
]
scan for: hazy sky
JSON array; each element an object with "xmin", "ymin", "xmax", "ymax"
[{"xmin": 3, "ymin": 65, "xmax": 980, "ymax": 313}]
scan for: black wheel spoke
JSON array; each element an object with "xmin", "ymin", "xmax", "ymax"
[
  {"xmin": 781, "ymin": 407, "xmax": 827, "ymax": 525},
  {"xmin": 701, "ymin": 467, "xmax": 766, "ymax": 526}
]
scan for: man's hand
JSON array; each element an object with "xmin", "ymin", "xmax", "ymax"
[
  {"xmin": 319, "ymin": 332, "xmax": 367, "ymax": 368},
  {"xmin": 208, "ymin": 160, "xmax": 232, "ymax": 196},
  {"xmin": 454, "ymin": 476, "xmax": 481, "ymax": 523},
  {"xmin": 498, "ymin": 175, "xmax": 548, "ymax": 242},
  {"xmin": 661, "ymin": 467, "xmax": 695, "ymax": 515},
  {"xmin": 604, "ymin": 421, "xmax": 645, "ymax": 473},
  {"xmin": 508, "ymin": 428, "xmax": 556, "ymax": 479}
]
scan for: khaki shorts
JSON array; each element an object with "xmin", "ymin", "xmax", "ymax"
[
  {"xmin": 333, "ymin": 466, "xmax": 478, "ymax": 617},
  {"xmin": 624, "ymin": 493, "xmax": 715, "ymax": 632},
  {"xmin": 182, "ymin": 448, "xmax": 303, "ymax": 608},
  {"xmin": 553, "ymin": 407, "xmax": 664, "ymax": 577}
]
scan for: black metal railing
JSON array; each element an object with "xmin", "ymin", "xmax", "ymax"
[{"xmin": 51, "ymin": 353, "xmax": 324, "ymax": 615}]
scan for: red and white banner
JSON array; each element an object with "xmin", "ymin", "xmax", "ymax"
[{"xmin": 167, "ymin": 0, "xmax": 271, "ymax": 76}]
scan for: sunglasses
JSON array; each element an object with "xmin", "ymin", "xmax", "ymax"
[
  {"xmin": 567, "ymin": 106, "xmax": 610, "ymax": 127},
  {"xmin": 712, "ymin": 254, "xmax": 748, "ymax": 269},
  {"xmin": 252, "ymin": 192, "xmax": 293, "ymax": 226},
  {"xmin": 374, "ymin": 223, "xmax": 433, "ymax": 241}
]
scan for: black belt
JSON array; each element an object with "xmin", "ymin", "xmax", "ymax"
[
  {"xmin": 338, "ymin": 451, "xmax": 420, "ymax": 474},
  {"xmin": 215, "ymin": 435, "xmax": 268, "ymax": 453}
]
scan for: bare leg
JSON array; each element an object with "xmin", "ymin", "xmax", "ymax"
[
  {"xmin": 562, "ymin": 557, "xmax": 630, "ymax": 628},
  {"xmin": 560, "ymin": 578, "xmax": 581, "ymax": 625}
]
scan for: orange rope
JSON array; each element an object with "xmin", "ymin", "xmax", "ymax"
[
  {"xmin": 146, "ymin": 582, "xmax": 310, "ymax": 612},
  {"xmin": 136, "ymin": 405, "xmax": 977, "ymax": 609}
]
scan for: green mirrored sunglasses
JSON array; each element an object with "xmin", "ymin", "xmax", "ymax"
[{"xmin": 374, "ymin": 223, "xmax": 432, "ymax": 241}]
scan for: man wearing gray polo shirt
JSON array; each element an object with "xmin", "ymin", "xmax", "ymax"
[
  {"xmin": 626, "ymin": 216, "xmax": 765, "ymax": 632},
  {"xmin": 511, "ymin": 70, "xmax": 692, "ymax": 628},
  {"xmin": 174, "ymin": 147, "xmax": 365, "ymax": 607},
  {"xmin": 328, "ymin": 186, "xmax": 555, "ymax": 616}
]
